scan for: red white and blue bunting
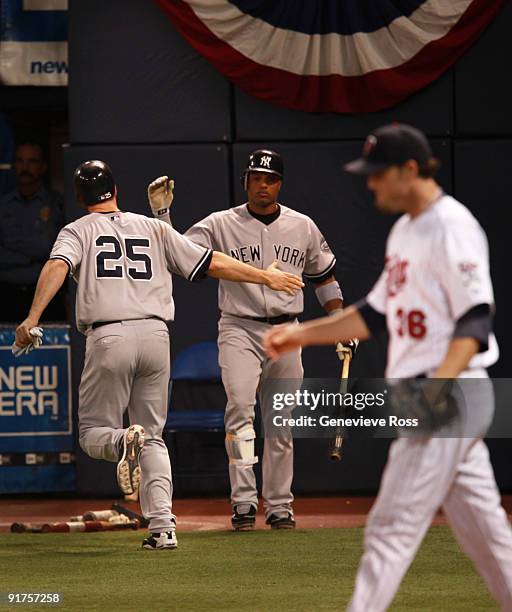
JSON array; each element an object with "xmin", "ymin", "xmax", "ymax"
[{"xmin": 157, "ymin": 0, "xmax": 503, "ymax": 113}]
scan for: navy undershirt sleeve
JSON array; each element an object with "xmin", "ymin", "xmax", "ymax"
[
  {"xmin": 453, "ymin": 304, "xmax": 492, "ymax": 352},
  {"xmin": 355, "ymin": 298, "xmax": 386, "ymax": 335}
]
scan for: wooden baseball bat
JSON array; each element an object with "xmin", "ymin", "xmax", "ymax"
[
  {"xmin": 40, "ymin": 519, "xmax": 139, "ymax": 533},
  {"xmin": 85, "ymin": 519, "xmax": 139, "ymax": 531},
  {"xmin": 329, "ymin": 350, "xmax": 352, "ymax": 461},
  {"xmin": 82, "ymin": 509, "xmax": 119, "ymax": 521},
  {"xmin": 10, "ymin": 522, "xmax": 43, "ymax": 533},
  {"xmin": 111, "ymin": 503, "xmax": 149, "ymax": 528},
  {"xmin": 11, "ymin": 518, "xmax": 139, "ymax": 534}
]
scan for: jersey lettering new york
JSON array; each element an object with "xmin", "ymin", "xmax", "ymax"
[
  {"xmin": 186, "ymin": 204, "xmax": 336, "ymax": 318},
  {"xmin": 229, "ymin": 242, "xmax": 306, "ymax": 269}
]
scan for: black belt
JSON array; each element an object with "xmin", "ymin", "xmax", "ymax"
[
  {"xmin": 240, "ymin": 314, "xmax": 298, "ymax": 325},
  {"xmin": 91, "ymin": 316, "xmax": 163, "ymax": 330},
  {"xmin": 91, "ymin": 320, "xmax": 122, "ymax": 329}
]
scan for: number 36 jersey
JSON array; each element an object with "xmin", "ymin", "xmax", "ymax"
[
  {"xmin": 50, "ymin": 211, "xmax": 211, "ymax": 333},
  {"xmin": 366, "ymin": 195, "xmax": 499, "ymax": 378}
]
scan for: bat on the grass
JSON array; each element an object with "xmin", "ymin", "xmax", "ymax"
[
  {"xmin": 111, "ymin": 502, "xmax": 149, "ymax": 528},
  {"xmin": 329, "ymin": 349, "xmax": 352, "ymax": 461},
  {"xmin": 40, "ymin": 519, "xmax": 139, "ymax": 533},
  {"xmin": 10, "ymin": 522, "xmax": 43, "ymax": 533},
  {"xmin": 82, "ymin": 509, "xmax": 119, "ymax": 521},
  {"xmin": 11, "ymin": 519, "xmax": 139, "ymax": 533}
]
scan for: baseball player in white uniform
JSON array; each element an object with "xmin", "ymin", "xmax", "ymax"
[
  {"xmin": 148, "ymin": 149, "xmax": 356, "ymax": 530},
  {"xmin": 265, "ymin": 125, "xmax": 512, "ymax": 609},
  {"xmin": 14, "ymin": 160, "xmax": 303, "ymax": 551}
]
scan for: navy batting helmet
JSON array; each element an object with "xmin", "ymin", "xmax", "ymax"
[
  {"xmin": 74, "ymin": 160, "xmax": 115, "ymax": 206},
  {"xmin": 241, "ymin": 149, "xmax": 283, "ymax": 190}
]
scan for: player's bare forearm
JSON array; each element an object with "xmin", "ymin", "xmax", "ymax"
[
  {"xmin": 26, "ymin": 259, "xmax": 68, "ymax": 322},
  {"xmin": 324, "ymin": 300, "xmax": 343, "ymax": 313},
  {"xmin": 16, "ymin": 259, "xmax": 68, "ymax": 346},
  {"xmin": 207, "ymin": 251, "xmax": 268, "ymax": 283},
  {"xmin": 264, "ymin": 306, "xmax": 370, "ymax": 359},
  {"xmin": 433, "ymin": 337, "xmax": 480, "ymax": 379},
  {"xmin": 301, "ymin": 306, "xmax": 369, "ymax": 345},
  {"xmin": 208, "ymin": 251, "xmax": 304, "ymax": 295},
  {"xmin": 312, "ymin": 276, "xmax": 359, "ymax": 357}
]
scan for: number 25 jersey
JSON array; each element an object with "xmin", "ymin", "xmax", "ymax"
[
  {"xmin": 366, "ymin": 195, "xmax": 498, "ymax": 378},
  {"xmin": 50, "ymin": 211, "xmax": 211, "ymax": 333}
]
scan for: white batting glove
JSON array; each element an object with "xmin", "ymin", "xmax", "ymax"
[
  {"xmin": 12, "ymin": 327, "xmax": 43, "ymax": 357},
  {"xmin": 326, "ymin": 309, "xmax": 359, "ymax": 360},
  {"xmin": 147, "ymin": 176, "xmax": 174, "ymax": 219}
]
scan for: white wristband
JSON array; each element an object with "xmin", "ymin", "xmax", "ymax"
[{"xmin": 315, "ymin": 281, "xmax": 343, "ymax": 307}]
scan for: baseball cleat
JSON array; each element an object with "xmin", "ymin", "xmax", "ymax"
[
  {"xmin": 142, "ymin": 531, "xmax": 178, "ymax": 550},
  {"xmin": 231, "ymin": 504, "xmax": 257, "ymax": 531},
  {"xmin": 117, "ymin": 424, "xmax": 145, "ymax": 495},
  {"xmin": 266, "ymin": 512, "xmax": 296, "ymax": 530}
]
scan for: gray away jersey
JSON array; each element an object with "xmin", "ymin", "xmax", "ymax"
[
  {"xmin": 50, "ymin": 211, "xmax": 210, "ymax": 333},
  {"xmin": 185, "ymin": 204, "xmax": 336, "ymax": 317}
]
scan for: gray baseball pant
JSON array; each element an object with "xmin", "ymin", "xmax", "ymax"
[
  {"xmin": 219, "ymin": 313, "xmax": 303, "ymax": 518},
  {"xmin": 78, "ymin": 319, "xmax": 175, "ymax": 533}
]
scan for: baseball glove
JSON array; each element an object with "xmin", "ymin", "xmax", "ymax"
[{"xmin": 388, "ymin": 378, "xmax": 460, "ymax": 434}]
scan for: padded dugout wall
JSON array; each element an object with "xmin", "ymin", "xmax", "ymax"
[
  {"xmin": 68, "ymin": 0, "xmax": 231, "ymax": 143},
  {"xmin": 234, "ymin": 71, "xmax": 453, "ymax": 142},
  {"xmin": 454, "ymin": 141, "xmax": 512, "ymax": 379},
  {"xmin": 455, "ymin": 2, "xmax": 512, "ymax": 135}
]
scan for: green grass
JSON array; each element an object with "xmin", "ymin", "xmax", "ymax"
[{"xmin": 0, "ymin": 526, "xmax": 496, "ymax": 611}]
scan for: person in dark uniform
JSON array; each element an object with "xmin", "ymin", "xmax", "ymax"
[
  {"xmin": 0, "ymin": 114, "xmax": 16, "ymax": 196},
  {"xmin": 0, "ymin": 141, "xmax": 66, "ymax": 322}
]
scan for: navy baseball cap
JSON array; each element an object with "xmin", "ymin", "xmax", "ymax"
[{"xmin": 344, "ymin": 124, "xmax": 433, "ymax": 175}]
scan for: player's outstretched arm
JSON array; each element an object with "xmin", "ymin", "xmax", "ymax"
[
  {"xmin": 264, "ymin": 305, "xmax": 370, "ymax": 360},
  {"xmin": 208, "ymin": 252, "xmax": 304, "ymax": 295},
  {"xmin": 147, "ymin": 176, "xmax": 174, "ymax": 225},
  {"xmin": 313, "ymin": 275, "xmax": 359, "ymax": 360},
  {"xmin": 15, "ymin": 259, "xmax": 68, "ymax": 346}
]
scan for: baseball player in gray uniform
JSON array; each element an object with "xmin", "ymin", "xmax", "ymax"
[
  {"xmin": 148, "ymin": 149, "xmax": 356, "ymax": 531},
  {"xmin": 265, "ymin": 125, "xmax": 512, "ymax": 609},
  {"xmin": 14, "ymin": 160, "xmax": 303, "ymax": 551}
]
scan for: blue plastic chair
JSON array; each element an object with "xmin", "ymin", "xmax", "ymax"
[
  {"xmin": 166, "ymin": 341, "xmax": 225, "ymax": 432},
  {"xmin": 171, "ymin": 341, "xmax": 221, "ymax": 380}
]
